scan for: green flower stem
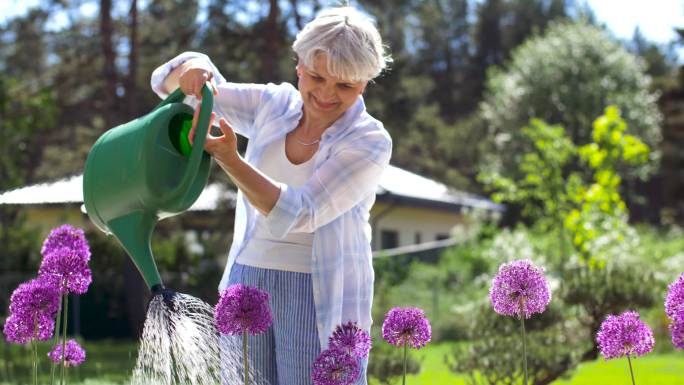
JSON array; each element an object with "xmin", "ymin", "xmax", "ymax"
[
  {"xmin": 403, "ymin": 343, "xmax": 407, "ymax": 385},
  {"xmin": 32, "ymin": 316, "xmax": 38, "ymax": 385},
  {"xmin": 519, "ymin": 299, "xmax": 528, "ymax": 385},
  {"xmin": 61, "ymin": 294, "xmax": 69, "ymax": 385},
  {"xmin": 627, "ymin": 355, "xmax": 636, "ymax": 385},
  {"xmin": 51, "ymin": 293, "xmax": 63, "ymax": 385},
  {"xmin": 32, "ymin": 339, "xmax": 38, "ymax": 385},
  {"xmin": 243, "ymin": 330, "xmax": 248, "ymax": 385}
]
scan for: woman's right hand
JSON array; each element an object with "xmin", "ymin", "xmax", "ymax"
[{"xmin": 178, "ymin": 59, "xmax": 218, "ymax": 99}]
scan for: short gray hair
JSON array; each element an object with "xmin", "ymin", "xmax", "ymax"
[{"xmin": 292, "ymin": 7, "xmax": 391, "ymax": 82}]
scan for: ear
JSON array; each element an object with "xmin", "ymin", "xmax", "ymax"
[{"xmin": 360, "ymin": 80, "xmax": 369, "ymax": 94}]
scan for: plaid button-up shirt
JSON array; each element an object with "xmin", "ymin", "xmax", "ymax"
[{"xmin": 152, "ymin": 52, "xmax": 392, "ymax": 348}]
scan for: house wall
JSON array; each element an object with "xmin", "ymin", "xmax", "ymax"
[
  {"xmin": 22, "ymin": 205, "xmax": 91, "ymax": 235},
  {"xmin": 369, "ymin": 202, "xmax": 464, "ymax": 250},
  {"xmin": 16, "ymin": 201, "xmax": 466, "ymax": 252}
]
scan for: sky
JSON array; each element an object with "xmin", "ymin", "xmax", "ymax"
[{"xmin": 1, "ymin": 0, "xmax": 683, "ymax": 50}]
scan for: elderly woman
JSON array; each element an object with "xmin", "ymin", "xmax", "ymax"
[{"xmin": 150, "ymin": 6, "xmax": 391, "ymax": 385}]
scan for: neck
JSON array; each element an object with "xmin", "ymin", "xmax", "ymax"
[{"xmin": 298, "ymin": 110, "xmax": 340, "ymax": 137}]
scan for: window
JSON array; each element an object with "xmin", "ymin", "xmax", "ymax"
[
  {"xmin": 435, "ymin": 233, "xmax": 449, "ymax": 241},
  {"xmin": 414, "ymin": 232, "xmax": 422, "ymax": 244},
  {"xmin": 380, "ymin": 230, "xmax": 399, "ymax": 249}
]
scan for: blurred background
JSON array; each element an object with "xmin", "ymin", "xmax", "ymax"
[{"xmin": 1, "ymin": 0, "xmax": 684, "ymax": 384}]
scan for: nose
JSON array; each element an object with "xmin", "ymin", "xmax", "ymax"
[{"xmin": 318, "ymin": 83, "xmax": 336, "ymax": 101}]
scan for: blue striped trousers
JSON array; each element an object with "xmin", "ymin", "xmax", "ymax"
[{"xmin": 219, "ymin": 263, "xmax": 368, "ymax": 385}]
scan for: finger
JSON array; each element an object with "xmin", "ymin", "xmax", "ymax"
[
  {"xmin": 206, "ymin": 72, "xmax": 218, "ymax": 96},
  {"xmin": 218, "ymin": 118, "xmax": 234, "ymax": 135},
  {"xmin": 208, "ymin": 112, "xmax": 216, "ymax": 138},
  {"xmin": 189, "ymin": 105, "xmax": 201, "ymax": 145},
  {"xmin": 195, "ymin": 76, "xmax": 204, "ymax": 100}
]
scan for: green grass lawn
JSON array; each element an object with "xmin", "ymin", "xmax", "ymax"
[
  {"xmin": 389, "ymin": 343, "xmax": 684, "ymax": 385},
  {"xmin": 1, "ymin": 340, "xmax": 682, "ymax": 384}
]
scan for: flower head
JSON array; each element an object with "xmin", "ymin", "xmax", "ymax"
[
  {"xmin": 3, "ymin": 279, "xmax": 60, "ymax": 344},
  {"xmin": 597, "ymin": 311, "xmax": 654, "ymax": 360},
  {"xmin": 665, "ymin": 272, "xmax": 684, "ymax": 321},
  {"xmin": 214, "ymin": 284, "xmax": 272, "ymax": 335},
  {"xmin": 328, "ymin": 321, "xmax": 371, "ymax": 359},
  {"xmin": 38, "ymin": 246, "xmax": 92, "ymax": 294},
  {"xmin": 489, "ymin": 259, "xmax": 551, "ymax": 318},
  {"xmin": 311, "ymin": 348, "xmax": 361, "ymax": 385},
  {"xmin": 9, "ymin": 279, "xmax": 60, "ymax": 319},
  {"xmin": 3, "ymin": 312, "xmax": 55, "ymax": 344},
  {"xmin": 48, "ymin": 339, "xmax": 86, "ymax": 367},
  {"xmin": 382, "ymin": 307, "xmax": 431, "ymax": 349},
  {"xmin": 41, "ymin": 225, "xmax": 90, "ymax": 262}
]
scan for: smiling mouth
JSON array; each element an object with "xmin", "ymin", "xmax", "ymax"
[{"xmin": 311, "ymin": 95, "xmax": 339, "ymax": 110}]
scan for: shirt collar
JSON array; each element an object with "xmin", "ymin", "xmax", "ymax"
[{"xmin": 321, "ymin": 96, "xmax": 366, "ymax": 143}]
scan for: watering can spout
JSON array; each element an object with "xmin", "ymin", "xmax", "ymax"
[{"xmin": 107, "ymin": 211, "xmax": 163, "ymax": 290}]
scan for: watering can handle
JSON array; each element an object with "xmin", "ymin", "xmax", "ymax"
[{"xmin": 163, "ymin": 84, "xmax": 214, "ymax": 204}]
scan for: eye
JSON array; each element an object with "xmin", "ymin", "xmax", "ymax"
[
  {"xmin": 338, "ymin": 83, "xmax": 355, "ymax": 89},
  {"xmin": 310, "ymin": 74, "xmax": 324, "ymax": 82}
]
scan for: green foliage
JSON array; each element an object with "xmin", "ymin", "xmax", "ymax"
[
  {"xmin": 480, "ymin": 106, "xmax": 650, "ymax": 265},
  {"xmin": 367, "ymin": 339, "xmax": 421, "ymax": 385},
  {"xmin": 448, "ymin": 303, "xmax": 586, "ymax": 385},
  {"xmin": 478, "ymin": 119, "xmax": 575, "ymax": 228},
  {"xmin": 481, "ymin": 21, "xmax": 662, "ymax": 181},
  {"xmin": 564, "ymin": 107, "xmax": 650, "ymax": 263}
]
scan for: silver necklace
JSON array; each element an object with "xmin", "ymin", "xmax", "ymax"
[{"xmin": 293, "ymin": 135, "xmax": 320, "ymax": 146}]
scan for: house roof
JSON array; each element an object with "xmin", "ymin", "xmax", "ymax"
[
  {"xmin": 0, "ymin": 174, "xmax": 236, "ymax": 211},
  {"xmin": 377, "ymin": 165, "xmax": 504, "ymax": 212},
  {"xmin": 0, "ymin": 165, "xmax": 503, "ymax": 212}
]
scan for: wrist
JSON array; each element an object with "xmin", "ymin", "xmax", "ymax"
[{"xmin": 215, "ymin": 152, "xmax": 243, "ymax": 171}]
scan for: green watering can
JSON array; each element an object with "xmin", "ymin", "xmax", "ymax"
[{"xmin": 83, "ymin": 85, "xmax": 213, "ymax": 294}]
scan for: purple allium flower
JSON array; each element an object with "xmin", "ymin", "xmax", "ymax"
[
  {"xmin": 41, "ymin": 225, "xmax": 90, "ymax": 262},
  {"xmin": 214, "ymin": 284, "xmax": 272, "ymax": 335},
  {"xmin": 4, "ymin": 313, "xmax": 34, "ymax": 344},
  {"xmin": 3, "ymin": 312, "xmax": 56, "ymax": 344},
  {"xmin": 38, "ymin": 246, "xmax": 92, "ymax": 294},
  {"xmin": 665, "ymin": 272, "xmax": 684, "ymax": 321},
  {"xmin": 8, "ymin": 279, "xmax": 61, "ymax": 319},
  {"xmin": 382, "ymin": 307, "xmax": 431, "ymax": 349},
  {"xmin": 596, "ymin": 311, "xmax": 654, "ymax": 360},
  {"xmin": 48, "ymin": 339, "xmax": 86, "ymax": 367},
  {"xmin": 3, "ymin": 279, "xmax": 60, "ymax": 344},
  {"xmin": 328, "ymin": 321, "xmax": 371, "ymax": 359},
  {"xmin": 311, "ymin": 348, "xmax": 361, "ymax": 385},
  {"xmin": 489, "ymin": 259, "xmax": 551, "ymax": 319}
]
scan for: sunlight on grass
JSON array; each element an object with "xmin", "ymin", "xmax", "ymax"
[{"xmin": 372, "ymin": 343, "xmax": 684, "ymax": 385}]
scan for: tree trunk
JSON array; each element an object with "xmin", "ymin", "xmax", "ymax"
[
  {"xmin": 261, "ymin": 0, "xmax": 281, "ymax": 81},
  {"xmin": 289, "ymin": 0, "xmax": 303, "ymax": 30},
  {"xmin": 100, "ymin": 0, "xmax": 118, "ymax": 129},
  {"xmin": 126, "ymin": 0, "xmax": 138, "ymax": 120}
]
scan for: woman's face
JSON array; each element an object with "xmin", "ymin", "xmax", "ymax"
[{"xmin": 297, "ymin": 54, "xmax": 367, "ymax": 124}]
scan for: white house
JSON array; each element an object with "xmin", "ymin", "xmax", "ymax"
[{"xmin": 0, "ymin": 165, "xmax": 503, "ymax": 255}]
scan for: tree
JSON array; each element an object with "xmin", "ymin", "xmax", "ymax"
[{"xmin": 481, "ymin": 21, "xmax": 662, "ymax": 184}]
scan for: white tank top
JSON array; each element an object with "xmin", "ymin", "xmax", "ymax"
[{"xmin": 236, "ymin": 135, "xmax": 316, "ymax": 273}]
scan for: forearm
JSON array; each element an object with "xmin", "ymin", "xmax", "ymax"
[{"xmin": 216, "ymin": 155, "xmax": 281, "ymax": 216}]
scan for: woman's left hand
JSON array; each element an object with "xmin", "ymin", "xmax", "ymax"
[{"xmin": 188, "ymin": 105, "xmax": 239, "ymax": 166}]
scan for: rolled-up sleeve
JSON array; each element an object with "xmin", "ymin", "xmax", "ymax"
[
  {"xmin": 150, "ymin": 51, "xmax": 272, "ymax": 139},
  {"xmin": 150, "ymin": 51, "xmax": 226, "ymax": 98},
  {"xmin": 264, "ymin": 131, "xmax": 392, "ymax": 237}
]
